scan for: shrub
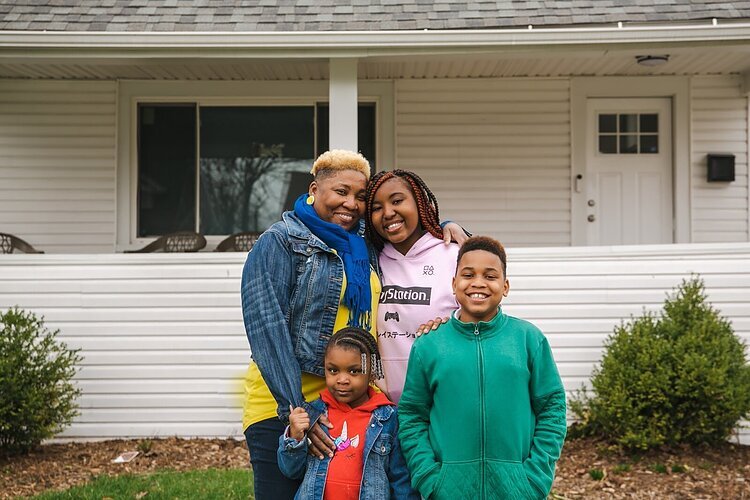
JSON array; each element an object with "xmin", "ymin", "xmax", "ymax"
[
  {"xmin": 0, "ymin": 307, "xmax": 82, "ymax": 454},
  {"xmin": 570, "ymin": 277, "xmax": 750, "ymax": 450}
]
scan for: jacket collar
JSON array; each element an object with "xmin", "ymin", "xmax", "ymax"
[
  {"xmin": 449, "ymin": 307, "xmax": 507, "ymax": 339},
  {"xmin": 310, "ymin": 392, "xmax": 395, "ymax": 422}
]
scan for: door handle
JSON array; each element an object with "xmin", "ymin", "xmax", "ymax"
[{"xmin": 587, "ymin": 215, "xmax": 596, "ymax": 222}]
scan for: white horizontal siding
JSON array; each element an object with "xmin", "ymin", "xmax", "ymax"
[
  {"xmin": 0, "ymin": 80, "xmax": 117, "ymax": 253},
  {"xmin": 1, "ymin": 245, "xmax": 749, "ymax": 444},
  {"xmin": 691, "ymin": 76, "xmax": 749, "ymax": 243},
  {"xmin": 395, "ymin": 78, "xmax": 571, "ymax": 247}
]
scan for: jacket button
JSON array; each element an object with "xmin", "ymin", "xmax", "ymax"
[{"xmin": 381, "ymin": 446, "xmax": 386, "ymax": 452}]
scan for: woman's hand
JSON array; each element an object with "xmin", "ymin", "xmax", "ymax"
[
  {"xmin": 416, "ymin": 316, "xmax": 450, "ymax": 337},
  {"xmin": 442, "ymin": 222, "xmax": 469, "ymax": 246},
  {"xmin": 288, "ymin": 406, "xmax": 309, "ymax": 441},
  {"xmin": 307, "ymin": 414, "xmax": 335, "ymax": 459}
]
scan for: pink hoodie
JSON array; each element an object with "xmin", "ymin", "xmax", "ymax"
[{"xmin": 376, "ymin": 233, "xmax": 459, "ymax": 403}]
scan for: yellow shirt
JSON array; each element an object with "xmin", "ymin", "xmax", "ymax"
[{"xmin": 242, "ymin": 268, "xmax": 381, "ymax": 430}]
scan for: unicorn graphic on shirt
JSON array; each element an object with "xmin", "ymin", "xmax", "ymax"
[{"xmin": 333, "ymin": 421, "xmax": 360, "ymax": 451}]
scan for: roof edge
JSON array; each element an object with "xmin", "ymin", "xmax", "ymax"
[{"xmin": 2, "ymin": 22, "xmax": 750, "ymax": 58}]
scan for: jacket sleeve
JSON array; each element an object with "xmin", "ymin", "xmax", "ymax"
[
  {"xmin": 387, "ymin": 413, "xmax": 421, "ymax": 500},
  {"xmin": 397, "ymin": 346, "xmax": 441, "ymax": 498},
  {"xmin": 523, "ymin": 337, "xmax": 568, "ymax": 499},
  {"xmin": 241, "ymin": 230, "xmax": 318, "ymax": 424},
  {"xmin": 277, "ymin": 427, "xmax": 308, "ymax": 480}
]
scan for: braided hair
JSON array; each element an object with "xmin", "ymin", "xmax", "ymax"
[
  {"xmin": 325, "ymin": 327, "xmax": 384, "ymax": 380},
  {"xmin": 365, "ymin": 169, "xmax": 443, "ymax": 250}
]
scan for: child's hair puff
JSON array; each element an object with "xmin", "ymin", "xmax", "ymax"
[{"xmin": 326, "ymin": 327, "xmax": 384, "ymax": 380}]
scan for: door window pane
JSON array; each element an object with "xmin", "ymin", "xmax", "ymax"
[
  {"xmin": 137, "ymin": 104, "xmax": 197, "ymax": 237},
  {"xmin": 598, "ymin": 114, "xmax": 617, "ymax": 133},
  {"xmin": 640, "ymin": 114, "xmax": 658, "ymax": 133},
  {"xmin": 620, "ymin": 135, "xmax": 638, "ymax": 154},
  {"xmin": 598, "ymin": 135, "xmax": 617, "ymax": 154},
  {"xmin": 619, "ymin": 114, "xmax": 638, "ymax": 133},
  {"xmin": 640, "ymin": 134, "xmax": 658, "ymax": 153},
  {"xmin": 199, "ymin": 106, "xmax": 314, "ymax": 235},
  {"xmin": 597, "ymin": 112, "xmax": 660, "ymax": 156}
]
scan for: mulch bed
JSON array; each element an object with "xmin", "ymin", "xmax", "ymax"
[{"xmin": 1, "ymin": 436, "xmax": 748, "ymax": 498}]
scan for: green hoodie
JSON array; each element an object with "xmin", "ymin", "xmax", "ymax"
[{"xmin": 398, "ymin": 310, "xmax": 567, "ymax": 500}]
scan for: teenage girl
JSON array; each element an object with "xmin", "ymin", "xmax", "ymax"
[
  {"xmin": 365, "ymin": 170, "xmax": 460, "ymax": 403},
  {"xmin": 278, "ymin": 327, "xmax": 418, "ymax": 500}
]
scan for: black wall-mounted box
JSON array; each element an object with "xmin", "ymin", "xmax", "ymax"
[{"xmin": 707, "ymin": 154, "xmax": 735, "ymax": 182}]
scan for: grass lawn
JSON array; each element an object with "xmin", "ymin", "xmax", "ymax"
[{"xmin": 31, "ymin": 468, "xmax": 253, "ymax": 500}]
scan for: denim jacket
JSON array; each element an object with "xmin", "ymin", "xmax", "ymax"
[
  {"xmin": 241, "ymin": 211, "xmax": 381, "ymax": 424},
  {"xmin": 277, "ymin": 398, "xmax": 419, "ymax": 500}
]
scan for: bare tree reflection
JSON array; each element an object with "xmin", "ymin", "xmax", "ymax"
[{"xmin": 200, "ymin": 143, "xmax": 284, "ymax": 235}]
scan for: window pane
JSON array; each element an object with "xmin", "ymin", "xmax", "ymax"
[
  {"xmin": 640, "ymin": 134, "xmax": 659, "ymax": 153},
  {"xmin": 598, "ymin": 114, "xmax": 617, "ymax": 133},
  {"xmin": 199, "ymin": 106, "xmax": 314, "ymax": 235},
  {"xmin": 620, "ymin": 134, "xmax": 638, "ymax": 154},
  {"xmin": 598, "ymin": 135, "xmax": 617, "ymax": 154},
  {"xmin": 137, "ymin": 104, "xmax": 197, "ymax": 237},
  {"xmin": 640, "ymin": 114, "xmax": 658, "ymax": 133},
  {"xmin": 619, "ymin": 114, "xmax": 638, "ymax": 133}
]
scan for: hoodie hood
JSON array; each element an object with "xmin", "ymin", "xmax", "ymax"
[
  {"xmin": 321, "ymin": 386, "xmax": 394, "ymax": 414},
  {"xmin": 381, "ymin": 232, "xmax": 448, "ymax": 261}
]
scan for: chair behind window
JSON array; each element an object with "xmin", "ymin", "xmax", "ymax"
[
  {"xmin": 214, "ymin": 231, "xmax": 261, "ymax": 252},
  {"xmin": 125, "ymin": 232, "xmax": 207, "ymax": 253},
  {"xmin": 0, "ymin": 232, "xmax": 44, "ymax": 254}
]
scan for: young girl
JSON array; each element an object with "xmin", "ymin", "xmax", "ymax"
[
  {"xmin": 277, "ymin": 327, "xmax": 418, "ymax": 500},
  {"xmin": 364, "ymin": 170, "xmax": 460, "ymax": 403}
]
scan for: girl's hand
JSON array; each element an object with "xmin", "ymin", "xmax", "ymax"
[
  {"xmin": 442, "ymin": 222, "xmax": 469, "ymax": 246},
  {"xmin": 416, "ymin": 316, "xmax": 450, "ymax": 337},
  {"xmin": 288, "ymin": 406, "xmax": 310, "ymax": 441},
  {"xmin": 307, "ymin": 414, "xmax": 335, "ymax": 459}
]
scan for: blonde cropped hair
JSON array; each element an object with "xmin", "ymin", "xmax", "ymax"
[{"xmin": 310, "ymin": 149, "xmax": 371, "ymax": 180}]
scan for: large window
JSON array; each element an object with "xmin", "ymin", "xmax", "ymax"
[{"xmin": 136, "ymin": 103, "xmax": 376, "ymax": 237}]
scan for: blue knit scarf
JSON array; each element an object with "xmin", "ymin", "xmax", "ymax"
[{"xmin": 294, "ymin": 194, "xmax": 371, "ymax": 329}]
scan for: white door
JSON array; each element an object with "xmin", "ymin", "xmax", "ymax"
[{"xmin": 584, "ymin": 98, "xmax": 673, "ymax": 245}]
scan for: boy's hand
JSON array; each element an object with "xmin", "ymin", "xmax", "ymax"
[{"xmin": 288, "ymin": 405, "xmax": 310, "ymax": 441}]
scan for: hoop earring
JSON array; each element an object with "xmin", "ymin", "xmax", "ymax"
[{"xmin": 306, "ymin": 195, "xmax": 315, "ymax": 205}]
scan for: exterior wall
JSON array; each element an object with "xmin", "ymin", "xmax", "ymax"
[
  {"xmin": 691, "ymin": 75, "xmax": 750, "ymax": 243},
  {"xmin": 1, "ymin": 244, "xmax": 748, "ymax": 443},
  {"xmin": 0, "ymin": 80, "xmax": 117, "ymax": 253},
  {"xmin": 395, "ymin": 78, "xmax": 572, "ymax": 247}
]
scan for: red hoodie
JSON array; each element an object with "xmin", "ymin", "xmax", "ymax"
[{"xmin": 321, "ymin": 387, "xmax": 395, "ymax": 500}]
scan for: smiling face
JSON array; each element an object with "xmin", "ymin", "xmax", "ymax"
[
  {"xmin": 453, "ymin": 249, "xmax": 509, "ymax": 324},
  {"xmin": 324, "ymin": 345, "xmax": 371, "ymax": 408},
  {"xmin": 309, "ymin": 169, "xmax": 368, "ymax": 231},
  {"xmin": 369, "ymin": 177, "xmax": 424, "ymax": 255}
]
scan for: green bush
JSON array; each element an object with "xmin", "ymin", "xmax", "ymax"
[
  {"xmin": 0, "ymin": 307, "xmax": 82, "ymax": 454},
  {"xmin": 570, "ymin": 277, "xmax": 750, "ymax": 450}
]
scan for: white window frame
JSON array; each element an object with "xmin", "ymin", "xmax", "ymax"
[{"xmin": 116, "ymin": 80, "xmax": 394, "ymax": 251}]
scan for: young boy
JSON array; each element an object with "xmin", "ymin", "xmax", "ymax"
[{"xmin": 398, "ymin": 236, "xmax": 567, "ymax": 500}]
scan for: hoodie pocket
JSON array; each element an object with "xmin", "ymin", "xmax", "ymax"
[
  {"xmin": 431, "ymin": 461, "xmax": 481, "ymax": 500},
  {"xmin": 485, "ymin": 460, "xmax": 539, "ymax": 499}
]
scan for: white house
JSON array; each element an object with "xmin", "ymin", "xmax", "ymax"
[{"xmin": 0, "ymin": 1, "xmax": 749, "ymax": 443}]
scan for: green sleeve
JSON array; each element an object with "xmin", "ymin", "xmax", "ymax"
[
  {"xmin": 523, "ymin": 337, "xmax": 568, "ymax": 499},
  {"xmin": 397, "ymin": 345, "xmax": 441, "ymax": 499}
]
